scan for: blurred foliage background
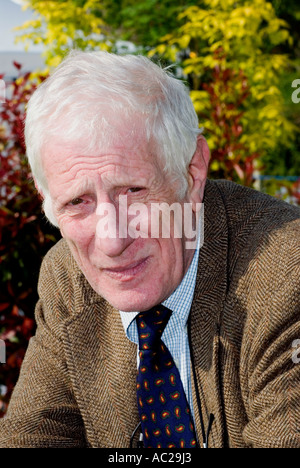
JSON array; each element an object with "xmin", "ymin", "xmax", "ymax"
[{"xmin": 0, "ymin": 0, "xmax": 299, "ymax": 415}]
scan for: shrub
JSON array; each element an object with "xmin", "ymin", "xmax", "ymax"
[{"xmin": 0, "ymin": 64, "xmax": 60, "ymax": 417}]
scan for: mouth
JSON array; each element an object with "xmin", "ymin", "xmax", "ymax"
[{"xmin": 101, "ymin": 257, "xmax": 150, "ymax": 282}]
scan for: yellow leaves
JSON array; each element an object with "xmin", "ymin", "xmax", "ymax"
[
  {"xmin": 14, "ymin": 19, "xmax": 43, "ymax": 33},
  {"xmin": 210, "ymin": 160, "xmax": 221, "ymax": 172},
  {"xmin": 148, "ymin": 44, "xmax": 167, "ymax": 58},
  {"xmin": 29, "ymin": 68, "xmax": 49, "ymax": 81},
  {"xmin": 12, "ymin": 0, "xmax": 296, "ymax": 179},
  {"xmin": 15, "ymin": 0, "xmax": 108, "ymax": 68},
  {"xmin": 254, "ymin": 86, "xmax": 281, "ymax": 101},
  {"xmin": 47, "ymin": 55, "xmax": 63, "ymax": 68},
  {"xmin": 183, "ymin": 54, "xmax": 220, "ymax": 75},
  {"xmin": 244, "ymin": 7, "xmax": 253, "ymax": 17},
  {"xmin": 259, "ymin": 105, "xmax": 280, "ymax": 121},
  {"xmin": 153, "ymin": 0, "xmax": 297, "ymax": 171},
  {"xmin": 178, "ymin": 6, "xmax": 200, "ymax": 22},
  {"xmin": 176, "ymin": 34, "xmax": 191, "ymax": 50},
  {"xmin": 148, "ymin": 44, "xmax": 177, "ymax": 62},
  {"xmin": 190, "ymin": 90, "xmax": 211, "ymax": 114},
  {"xmin": 89, "ymin": 19, "xmax": 103, "ymax": 35},
  {"xmin": 171, "ymin": 0, "xmax": 292, "ymax": 59},
  {"xmin": 252, "ymin": 70, "xmax": 265, "ymax": 84},
  {"xmin": 22, "ymin": 0, "xmax": 32, "ymax": 11},
  {"xmin": 55, "ymin": 33, "xmax": 70, "ymax": 46}
]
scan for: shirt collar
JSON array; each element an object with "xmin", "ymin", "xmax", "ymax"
[{"xmin": 162, "ymin": 245, "xmax": 199, "ymax": 331}]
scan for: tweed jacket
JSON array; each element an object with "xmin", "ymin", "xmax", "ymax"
[{"xmin": 0, "ymin": 180, "xmax": 300, "ymax": 448}]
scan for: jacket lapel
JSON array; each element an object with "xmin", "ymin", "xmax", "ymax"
[
  {"xmin": 64, "ymin": 301, "xmax": 139, "ymax": 448},
  {"xmin": 189, "ymin": 180, "xmax": 228, "ymax": 447}
]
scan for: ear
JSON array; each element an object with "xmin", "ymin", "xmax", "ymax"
[{"xmin": 187, "ymin": 135, "xmax": 210, "ymax": 210}]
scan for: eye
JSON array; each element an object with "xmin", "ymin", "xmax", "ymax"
[
  {"xmin": 70, "ymin": 198, "xmax": 84, "ymax": 206},
  {"xmin": 128, "ymin": 187, "xmax": 143, "ymax": 193}
]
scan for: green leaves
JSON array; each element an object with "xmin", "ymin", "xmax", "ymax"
[{"xmin": 157, "ymin": 0, "xmax": 297, "ymax": 183}]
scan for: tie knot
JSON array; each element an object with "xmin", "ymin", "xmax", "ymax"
[{"xmin": 136, "ymin": 305, "xmax": 172, "ymax": 351}]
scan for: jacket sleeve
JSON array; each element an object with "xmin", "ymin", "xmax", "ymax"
[
  {"xmin": 0, "ymin": 247, "xmax": 87, "ymax": 448},
  {"xmin": 241, "ymin": 231, "xmax": 300, "ymax": 448}
]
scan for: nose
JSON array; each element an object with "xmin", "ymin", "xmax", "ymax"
[{"xmin": 95, "ymin": 200, "xmax": 133, "ymax": 257}]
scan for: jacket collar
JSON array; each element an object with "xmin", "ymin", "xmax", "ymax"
[{"xmin": 189, "ymin": 179, "xmax": 229, "ymax": 447}]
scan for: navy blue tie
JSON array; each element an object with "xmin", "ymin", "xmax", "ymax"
[{"xmin": 136, "ymin": 305, "xmax": 197, "ymax": 448}]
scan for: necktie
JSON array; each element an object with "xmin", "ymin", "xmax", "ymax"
[{"xmin": 136, "ymin": 305, "xmax": 197, "ymax": 448}]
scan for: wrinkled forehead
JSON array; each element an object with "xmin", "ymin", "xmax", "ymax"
[
  {"xmin": 40, "ymin": 109, "xmax": 161, "ymax": 183},
  {"xmin": 43, "ymin": 103, "xmax": 155, "ymax": 157}
]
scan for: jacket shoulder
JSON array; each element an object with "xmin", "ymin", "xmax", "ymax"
[
  {"xmin": 206, "ymin": 180, "xmax": 300, "ymax": 283},
  {"xmin": 209, "ymin": 179, "xmax": 300, "ymax": 245},
  {"xmin": 39, "ymin": 238, "xmax": 79, "ymax": 290},
  {"xmin": 211, "ymin": 179, "xmax": 300, "ymax": 224},
  {"xmin": 38, "ymin": 239, "xmax": 99, "ymax": 322}
]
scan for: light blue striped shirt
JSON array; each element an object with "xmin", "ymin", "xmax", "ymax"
[{"xmin": 119, "ymin": 239, "xmax": 201, "ymax": 418}]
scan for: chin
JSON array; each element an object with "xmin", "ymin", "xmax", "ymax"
[{"xmin": 101, "ymin": 288, "xmax": 163, "ymax": 313}]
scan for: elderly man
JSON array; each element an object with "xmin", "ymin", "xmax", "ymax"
[{"xmin": 0, "ymin": 51, "xmax": 299, "ymax": 449}]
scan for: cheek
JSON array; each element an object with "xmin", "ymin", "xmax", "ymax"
[
  {"xmin": 156, "ymin": 236, "xmax": 185, "ymax": 279},
  {"xmin": 59, "ymin": 217, "xmax": 95, "ymax": 252}
]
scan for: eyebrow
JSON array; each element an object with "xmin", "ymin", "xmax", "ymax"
[
  {"xmin": 54, "ymin": 174, "xmax": 150, "ymax": 213},
  {"xmin": 55, "ymin": 178, "xmax": 95, "ymax": 211}
]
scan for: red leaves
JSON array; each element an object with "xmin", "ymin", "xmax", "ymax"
[
  {"xmin": 281, "ymin": 178, "xmax": 300, "ymax": 205},
  {"xmin": 13, "ymin": 61, "xmax": 22, "ymax": 71},
  {"xmin": 0, "ymin": 64, "xmax": 60, "ymax": 417},
  {"xmin": 0, "ymin": 303, "xmax": 10, "ymax": 312},
  {"xmin": 292, "ymin": 180, "xmax": 300, "ymax": 202},
  {"xmin": 202, "ymin": 48, "xmax": 258, "ymax": 186}
]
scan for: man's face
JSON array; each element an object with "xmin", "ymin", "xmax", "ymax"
[{"xmin": 42, "ymin": 126, "xmax": 201, "ymax": 312}]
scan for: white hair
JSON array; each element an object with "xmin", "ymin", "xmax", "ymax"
[{"xmin": 25, "ymin": 50, "xmax": 201, "ymax": 226}]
